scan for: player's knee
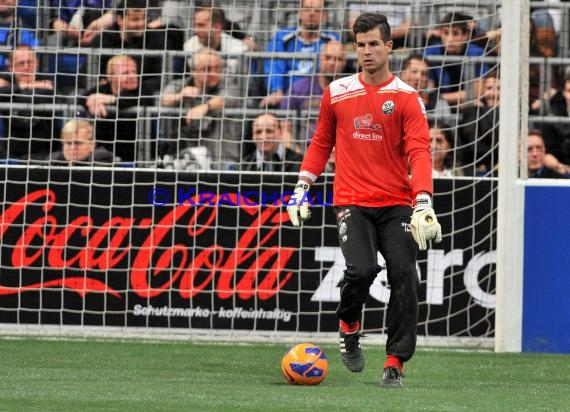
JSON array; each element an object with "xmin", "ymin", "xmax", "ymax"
[
  {"xmin": 345, "ymin": 264, "xmax": 381, "ymax": 284},
  {"xmin": 390, "ymin": 262, "xmax": 419, "ymax": 290}
]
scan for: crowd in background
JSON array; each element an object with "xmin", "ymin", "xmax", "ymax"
[{"xmin": 0, "ymin": 0, "xmax": 568, "ymax": 178}]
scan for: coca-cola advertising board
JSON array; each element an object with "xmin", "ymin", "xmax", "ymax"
[{"xmin": 0, "ymin": 168, "xmax": 496, "ymax": 337}]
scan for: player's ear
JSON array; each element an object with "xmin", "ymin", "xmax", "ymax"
[{"xmin": 385, "ymin": 40, "xmax": 394, "ymax": 54}]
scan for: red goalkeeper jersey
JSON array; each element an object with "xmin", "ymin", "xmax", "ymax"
[{"xmin": 300, "ymin": 73, "xmax": 432, "ymax": 207}]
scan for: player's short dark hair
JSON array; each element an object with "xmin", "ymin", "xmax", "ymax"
[
  {"xmin": 439, "ymin": 12, "xmax": 473, "ymax": 33},
  {"xmin": 353, "ymin": 13, "xmax": 392, "ymax": 42}
]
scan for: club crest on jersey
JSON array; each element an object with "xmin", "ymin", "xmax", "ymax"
[{"xmin": 382, "ymin": 100, "xmax": 395, "ymax": 115}]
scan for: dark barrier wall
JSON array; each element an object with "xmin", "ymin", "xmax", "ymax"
[{"xmin": 0, "ymin": 169, "xmax": 496, "ymax": 337}]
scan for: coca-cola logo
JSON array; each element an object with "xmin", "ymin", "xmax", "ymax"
[{"xmin": 0, "ymin": 189, "xmax": 296, "ymax": 301}]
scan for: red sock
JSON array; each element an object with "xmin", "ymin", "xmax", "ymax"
[
  {"xmin": 339, "ymin": 319, "xmax": 360, "ymax": 334},
  {"xmin": 384, "ymin": 355, "xmax": 403, "ymax": 371}
]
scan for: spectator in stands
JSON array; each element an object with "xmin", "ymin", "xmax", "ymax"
[
  {"xmin": 219, "ymin": 2, "xmax": 259, "ymax": 52},
  {"xmin": 79, "ymin": 54, "xmax": 156, "ymax": 162},
  {"xmin": 17, "ymin": 0, "xmax": 37, "ymax": 28},
  {"xmin": 261, "ymin": 0, "xmax": 340, "ymax": 108},
  {"xmin": 529, "ymin": 10, "xmax": 559, "ymax": 114},
  {"xmin": 0, "ymin": 0, "xmax": 40, "ymax": 72},
  {"xmin": 423, "ymin": 12, "xmax": 491, "ymax": 107},
  {"xmin": 426, "ymin": 7, "xmax": 500, "ymax": 51},
  {"xmin": 398, "ymin": 54, "xmax": 451, "ymax": 119},
  {"xmin": 87, "ymin": 0, "xmax": 181, "ymax": 94},
  {"xmin": 530, "ymin": 8, "xmax": 558, "ymax": 58},
  {"xmin": 541, "ymin": 71, "xmax": 570, "ymax": 166},
  {"xmin": 49, "ymin": 1, "xmax": 115, "ymax": 46},
  {"xmin": 241, "ymin": 113, "xmax": 303, "ymax": 172},
  {"xmin": 48, "ymin": 119, "xmax": 115, "ymax": 165},
  {"xmin": 0, "ymin": 46, "xmax": 58, "ymax": 161},
  {"xmin": 543, "ymin": 153, "xmax": 570, "ymax": 177},
  {"xmin": 142, "ymin": 0, "xmax": 185, "ymax": 73},
  {"xmin": 47, "ymin": 1, "xmax": 115, "ymax": 92},
  {"xmin": 280, "ymin": 40, "xmax": 346, "ymax": 149},
  {"xmin": 157, "ymin": 0, "xmax": 258, "ymax": 49},
  {"xmin": 458, "ymin": 70, "xmax": 500, "ymax": 176},
  {"xmin": 430, "ymin": 120, "xmax": 462, "ymax": 177},
  {"xmin": 532, "ymin": 2, "xmax": 564, "ymax": 35},
  {"xmin": 160, "ymin": 49, "xmax": 244, "ymax": 170},
  {"xmin": 146, "ymin": 0, "xmax": 188, "ymax": 30},
  {"xmin": 528, "ymin": 129, "xmax": 566, "ymax": 179},
  {"xmin": 183, "ymin": 3, "xmax": 250, "ymax": 84}
]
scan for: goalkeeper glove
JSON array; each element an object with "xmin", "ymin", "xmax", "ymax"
[
  {"xmin": 411, "ymin": 194, "xmax": 442, "ymax": 251},
  {"xmin": 287, "ymin": 181, "xmax": 311, "ymax": 227}
]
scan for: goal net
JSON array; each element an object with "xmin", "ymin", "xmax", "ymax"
[{"xmin": 0, "ymin": 0, "xmax": 539, "ymax": 347}]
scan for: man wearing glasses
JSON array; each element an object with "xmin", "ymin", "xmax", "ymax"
[{"xmin": 48, "ymin": 119, "xmax": 115, "ymax": 166}]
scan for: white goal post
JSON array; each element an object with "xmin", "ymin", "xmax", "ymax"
[{"xmin": 495, "ymin": 0, "xmax": 528, "ymax": 353}]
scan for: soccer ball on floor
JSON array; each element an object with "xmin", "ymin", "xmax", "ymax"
[{"xmin": 281, "ymin": 343, "xmax": 329, "ymax": 385}]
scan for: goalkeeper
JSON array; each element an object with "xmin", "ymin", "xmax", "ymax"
[{"xmin": 286, "ymin": 12, "xmax": 442, "ymax": 388}]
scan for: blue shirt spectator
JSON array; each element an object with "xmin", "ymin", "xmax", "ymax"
[
  {"xmin": 422, "ymin": 12, "xmax": 490, "ymax": 106},
  {"xmin": 0, "ymin": 0, "xmax": 40, "ymax": 72},
  {"xmin": 423, "ymin": 42, "xmax": 488, "ymax": 93},
  {"xmin": 17, "ymin": 0, "xmax": 37, "ymax": 28},
  {"xmin": 47, "ymin": 0, "xmax": 115, "ymax": 91},
  {"xmin": 264, "ymin": 29, "xmax": 339, "ymax": 95},
  {"xmin": 260, "ymin": 0, "xmax": 339, "ymax": 108}
]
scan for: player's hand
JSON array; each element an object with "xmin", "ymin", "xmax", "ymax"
[
  {"xmin": 411, "ymin": 194, "xmax": 442, "ymax": 251},
  {"xmin": 287, "ymin": 181, "xmax": 311, "ymax": 227}
]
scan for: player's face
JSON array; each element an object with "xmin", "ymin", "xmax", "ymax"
[
  {"xmin": 527, "ymin": 135, "xmax": 545, "ymax": 171},
  {"xmin": 400, "ymin": 59, "xmax": 429, "ymax": 91},
  {"xmin": 355, "ymin": 29, "xmax": 392, "ymax": 76},
  {"xmin": 441, "ymin": 26, "xmax": 468, "ymax": 54},
  {"xmin": 62, "ymin": 128, "xmax": 95, "ymax": 162},
  {"xmin": 252, "ymin": 115, "xmax": 280, "ymax": 155}
]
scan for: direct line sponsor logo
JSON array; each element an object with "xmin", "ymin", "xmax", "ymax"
[{"xmin": 352, "ymin": 113, "xmax": 384, "ymax": 141}]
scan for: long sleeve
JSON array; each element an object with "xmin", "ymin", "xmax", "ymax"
[{"xmin": 299, "ymin": 86, "xmax": 335, "ymax": 180}]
